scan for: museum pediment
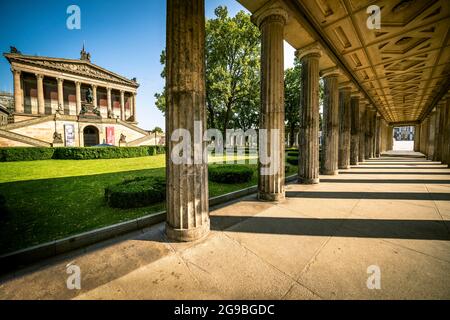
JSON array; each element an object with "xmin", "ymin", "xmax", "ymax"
[{"xmin": 4, "ymin": 53, "xmax": 138, "ymax": 88}]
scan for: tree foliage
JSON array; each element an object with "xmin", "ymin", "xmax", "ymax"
[
  {"xmin": 154, "ymin": 6, "xmax": 261, "ymax": 133},
  {"xmin": 284, "ymin": 58, "xmax": 301, "ymax": 147}
]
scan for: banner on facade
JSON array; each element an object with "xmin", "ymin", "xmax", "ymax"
[
  {"xmin": 64, "ymin": 124, "xmax": 75, "ymax": 147},
  {"xmin": 106, "ymin": 126, "xmax": 115, "ymax": 145}
]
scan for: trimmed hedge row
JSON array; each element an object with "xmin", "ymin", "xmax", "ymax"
[
  {"xmin": 0, "ymin": 146, "xmax": 165, "ymax": 162},
  {"xmin": 209, "ymin": 164, "xmax": 254, "ymax": 184},
  {"xmin": 105, "ymin": 176, "xmax": 166, "ymax": 209},
  {"xmin": 0, "ymin": 147, "xmax": 55, "ymax": 162}
]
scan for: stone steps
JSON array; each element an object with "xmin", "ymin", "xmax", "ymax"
[
  {"xmin": 0, "ymin": 129, "xmax": 51, "ymax": 147},
  {"xmin": 2, "ymin": 115, "xmax": 55, "ymax": 130},
  {"xmin": 127, "ymin": 134, "xmax": 156, "ymax": 146}
]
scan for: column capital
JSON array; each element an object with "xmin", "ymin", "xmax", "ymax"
[
  {"xmin": 75, "ymin": 80, "xmax": 81, "ymax": 87},
  {"xmin": 91, "ymin": 84, "xmax": 97, "ymax": 89},
  {"xmin": 35, "ymin": 73, "xmax": 44, "ymax": 80},
  {"xmin": 338, "ymin": 81, "xmax": 353, "ymax": 91},
  {"xmin": 56, "ymin": 77, "xmax": 64, "ymax": 84},
  {"xmin": 252, "ymin": 0, "xmax": 289, "ymax": 28},
  {"xmin": 320, "ymin": 66, "xmax": 340, "ymax": 78},
  {"xmin": 106, "ymin": 86, "xmax": 112, "ymax": 93},
  {"xmin": 11, "ymin": 67, "xmax": 21, "ymax": 75},
  {"xmin": 296, "ymin": 42, "xmax": 322, "ymax": 60},
  {"xmin": 351, "ymin": 92, "xmax": 362, "ymax": 98}
]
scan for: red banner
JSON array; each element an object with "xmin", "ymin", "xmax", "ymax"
[{"xmin": 106, "ymin": 127, "xmax": 115, "ymax": 145}]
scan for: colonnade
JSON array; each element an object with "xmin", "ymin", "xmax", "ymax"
[
  {"xmin": 165, "ymin": 0, "xmax": 402, "ymax": 242},
  {"xmin": 417, "ymin": 95, "xmax": 450, "ymax": 165},
  {"xmin": 11, "ymin": 67, "xmax": 137, "ymax": 121}
]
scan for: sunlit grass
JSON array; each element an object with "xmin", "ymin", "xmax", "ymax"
[{"xmin": 0, "ymin": 153, "xmax": 296, "ymax": 254}]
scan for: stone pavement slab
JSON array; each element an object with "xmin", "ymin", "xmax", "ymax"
[{"xmin": 1, "ymin": 153, "xmax": 450, "ymax": 300}]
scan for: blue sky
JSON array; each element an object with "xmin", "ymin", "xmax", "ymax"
[{"xmin": 0, "ymin": 0, "xmax": 295, "ymax": 131}]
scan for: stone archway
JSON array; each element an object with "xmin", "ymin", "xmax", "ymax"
[{"xmin": 83, "ymin": 125, "xmax": 99, "ymax": 147}]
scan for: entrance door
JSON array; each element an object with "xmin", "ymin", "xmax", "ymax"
[{"xmin": 83, "ymin": 126, "xmax": 99, "ymax": 147}]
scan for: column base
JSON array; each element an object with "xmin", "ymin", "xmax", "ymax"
[
  {"xmin": 165, "ymin": 220, "xmax": 210, "ymax": 242},
  {"xmin": 320, "ymin": 169, "xmax": 338, "ymax": 176},
  {"xmin": 258, "ymin": 191, "xmax": 285, "ymax": 202},
  {"xmin": 298, "ymin": 177, "xmax": 320, "ymax": 184},
  {"xmin": 338, "ymin": 165, "xmax": 350, "ymax": 170}
]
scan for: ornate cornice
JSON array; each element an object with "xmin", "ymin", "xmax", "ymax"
[{"xmin": 4, "ymin": 53, "xmax": 139, "ymax": 88}]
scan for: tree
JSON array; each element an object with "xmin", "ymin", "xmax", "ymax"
[
  {"xmin": 152, "ymin": 126, "xmax": 163, "ymax": 133},
  {"xmin": 284, "ymin": 57, "xmax": 324, "ymax": 147},
  {"xmin": 154, "ymin": 6, "xmax": 261, "ymax": 135},
  {"xmin": 284, "ymin": 58, "xmax": 301, "ymax": 147}
]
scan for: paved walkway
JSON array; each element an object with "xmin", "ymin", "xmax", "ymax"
[{"xmin": 1, "ymin": 152, "xmax": 450, "ymax": 299}]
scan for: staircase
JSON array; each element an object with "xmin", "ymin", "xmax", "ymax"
[
  {"xmin": 0, "ymin": 129, "xmax": 51, "ymax": 147},
  {"xmin": 2, "ymin": 115, "xmax": 55, "ymax": 131},
  {"xmin": 127, "ymin": 134, "xmax": 156, "ymax": 146}
]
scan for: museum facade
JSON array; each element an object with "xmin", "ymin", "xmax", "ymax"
[{"xmin": 0, "ymin": 47, "xmax": 154, "ymax": 147}]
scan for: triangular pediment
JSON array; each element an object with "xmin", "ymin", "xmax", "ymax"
[{"xmin": 4, "ymin": 53, "xmax": 138, "ymax": 88}]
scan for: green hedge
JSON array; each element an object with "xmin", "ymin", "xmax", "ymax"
[
  {"xmin": 286, "ymin": 156, "xmax": 299, "ymax": 165},
  {"xmin": 209, "ymin": 165, "xmax": 253, "ymax": 184},
  {"xmin": 287, "ymin": 151, "xmax": 299, "ymax": 157},
  {"xmin": 0, "ymin": 147, "xmax": 55, "ymax": 162},
  {"xmin": 0, "ymin": 146, "xmax": 165, "ymax": 162},
  {"xmin": 105, "ymin": 176, "xmax": 166, "ymax": 209}
]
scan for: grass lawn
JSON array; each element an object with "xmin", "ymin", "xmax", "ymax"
[{"xmin": 0, "ymin": 154, "xmax": 296, "ymax": 255}]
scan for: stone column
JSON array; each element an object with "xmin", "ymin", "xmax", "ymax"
[
  {"xmin": 358, "ymin": 101, "xmax": 366, "ymax": 162},
  {"xmin": 12, "ymin": 68, "xmax": 24, "ymax": 113},
  {"xmin": 106, "ymin": 87, "xmax": 112, "ymax": 117},
  {"xmin": 165, "ymin": 0, "xmax": 209, "ymax": 241},
  {"xmin": 120, "ymin": 90, "xmax": 125, "ymax": 121},
  {"xmin": 433, "ymin": 105, "xmax": 442, "ymax": 161},
  {"xmin": 371, "ymin": 110, "xmax": 377, "ymax": 157},
  {"xmin": 387, "ymin": 124, "xmax": 394, "ymax": 151},
  {"xmin": 36, "ymin": 74, "xmax": 45, "ymax": 115},
  {"xmin": 428, "ymin": 110, "xmax": 436, "ymax": 160},
  {"xmin": 440, "ymin": 98, "xmax": 449, "ymax": 165},
  {"xmin": 254, "ymin": 3, "xmax": 288, "ymax": 198},
  {"xmin": 92, "ymin": 84, "xmax": 98, "ymax": 108},
  {"xmin": 338, "ymin": 84, "xmax": 352, "ymax": 169},
  {"xmin": 420, "ymin": 118, "xmax": 429, "ymax": 156},
  {"xmin": 57, "ymin": 78, "xmax": 64, "ymax": 113},
  {"xmin": 438, "ymin": 102, "xmax": 447, "ymax": 162},
  {"xmin": 297, "ymin": 43, "xmax": 321, "ymax": 184},
  {"xmin": 365, "ymin": 107, "xmax": 374, "ymax": 158},
  {"xmin": 375, "ymin": 114, "xmax": 381, "ymax": 157},
  {"xmin": 133, "ymin": 92, "xmax": 137, "ymax": 122},
  {"xmin": 414, "ymin": 124, "xmax": 421, "ymax": 152},
  {"xmin": 350, "ymin": 93, "xmax": 360, "ymax": 165},
  {"xmin": 320, "ymin": 67, "xmax": 340, "ymax": 175},
  {"xmin": 75, "ymin": 81, "xmax": 81, "ymax": 115},
  {"xmin": 130, "ymin": 92, "xmax": 136, "ymax": 122}
]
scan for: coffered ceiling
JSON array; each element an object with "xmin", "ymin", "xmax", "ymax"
[{"xmin": 238, "ymin": 0, "xmax": 450, "ymax": 124}]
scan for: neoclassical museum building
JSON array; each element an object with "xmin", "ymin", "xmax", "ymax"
[{"xmin": 0, "ymin": 47, "xmax": 154, "ymax": 147}]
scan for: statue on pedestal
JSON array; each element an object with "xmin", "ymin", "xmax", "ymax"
[{"xmin": 86, "ymin": 88, "xmax": 93, "ymax": 104}]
